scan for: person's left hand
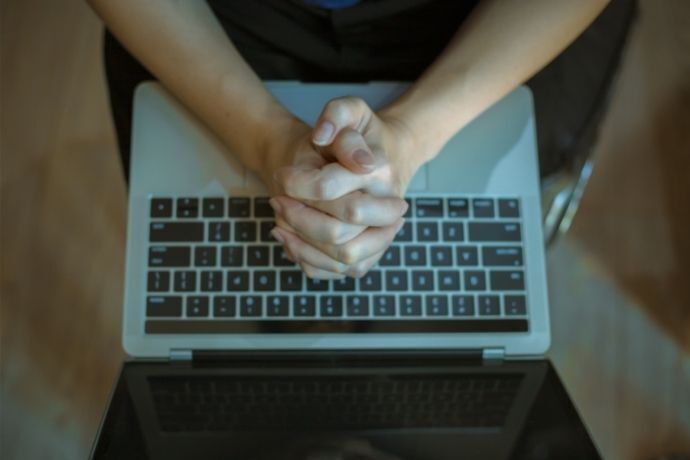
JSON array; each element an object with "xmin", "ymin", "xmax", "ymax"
[{"xmin": 270, "ymin": 97, "xmax": 426, "ymax": 279}]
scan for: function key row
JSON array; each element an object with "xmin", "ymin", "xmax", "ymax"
[
  {"xmin": 406, "ymin": 197, "xmax": 519, "ymax": 219},
  {"xmin": 151, "ymin": 197, "xmax": 520, "ymax": 219},
  {"xmin": 146, "ymin": 293, "xmax": 528, "ymax": 318},
  {"xmin": 147, "ymin": 269, "xmax": 525, "ymax": 293},
  {"xmin": 151, "ymin": 197, "xmax": 274, "ymax": 219}
]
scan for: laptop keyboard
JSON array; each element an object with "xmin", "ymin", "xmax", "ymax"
[
  {"xmin": 145, "ymin": 196, "xmax": 528, "ymax": 322},
  {"xmin": 150, "ymin": 373, "xmax": 523, "ymax": 431}
]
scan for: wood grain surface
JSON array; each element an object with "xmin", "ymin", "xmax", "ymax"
[{"xmin": 1, "ymin": 0, "xmax": 688, "ymax": 459}]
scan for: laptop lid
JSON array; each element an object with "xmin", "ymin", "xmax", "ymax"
[{"xmin": 123, "ymin": 82, "xmax": 549, "ymax": 358}]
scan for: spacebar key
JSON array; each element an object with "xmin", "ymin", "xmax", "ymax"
[
  {"xmin": 150, "ymin": 222, "xmax": 203, "ymax": 242},
  {"xmin": 469, "ymin": 222, "xmax": 521, "ymax": 242}
]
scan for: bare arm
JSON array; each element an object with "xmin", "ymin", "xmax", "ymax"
[
  {"xmin": 87, "ymin": 0, "xmax": 297, "ymax": 178},
  {"xmin": 381, "ymin": 0, "xmax": 611, "ymax": 167}
]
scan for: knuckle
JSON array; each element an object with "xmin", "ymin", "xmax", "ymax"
[
  {"xmin": 337, "ymin": 244, "xmax": 358, "ymax": 265},
  {"xmin": 343, "ymin": 201, "xmax": 363, "ymax": 224}
]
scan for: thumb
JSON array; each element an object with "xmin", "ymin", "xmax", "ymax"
[{"xmin": 312, "ymin": 97, "xmax": 376, "ymax": 174}]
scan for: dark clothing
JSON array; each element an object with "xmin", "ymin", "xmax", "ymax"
[{"xmin": 103, "ymin": 0, "xmax": 636, "ymax": 181}]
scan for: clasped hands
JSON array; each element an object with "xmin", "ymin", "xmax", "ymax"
[{"xmin": 260, "ymin": 97, "xmax": 423, "ymax": 280}]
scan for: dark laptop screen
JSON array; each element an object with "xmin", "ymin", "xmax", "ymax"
[{"xmin": 91, "ymin": 360, "xmax": 599, "ymax": 460}]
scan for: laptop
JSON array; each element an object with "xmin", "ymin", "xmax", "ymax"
[{"xmin": 90, "ymin": 82, "xmax": 601, "ymax": 459}]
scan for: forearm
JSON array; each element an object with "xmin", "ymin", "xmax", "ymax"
[
  {"xmin": 382, "ymin": 0, "xmax": 610, "ymax": 165},
  {"xmin": 88, "ymin": 0, "xmax": 297, "ymax": 174}
]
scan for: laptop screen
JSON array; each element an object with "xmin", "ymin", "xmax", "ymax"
[{"xmin": 91, "ymin": 359, "xmax": 599, "ymax": 459}]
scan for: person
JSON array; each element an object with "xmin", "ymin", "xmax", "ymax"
[{"xmin": 88, "ymin": 0, "xmax": 612, "ymax": 280}]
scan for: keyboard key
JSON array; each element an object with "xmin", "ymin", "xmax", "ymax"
[
  {"xmin": 469, "ymin": 222, "xmax": 521, "ymax": 242},
  {"xmin": 266, "ymin": 296, "xmax": 289, "ymax": 316},
  {"xmin": 247, "ymin": 246, "xmax": 270, "ymax": 266},
  {"xmin": 149, "ymin": 246, "xmax": 190, "ymax": 267},
  {"xmin": 482, "ymin": 246, "xmax": 523, "ymax": 266},
  {"xmin": 220, "ymin": 246, "xmax": 243, "ymax": 267},
  {"xmin": 202, "ymin": 198, "xmax": 224, "ymax": 217},
  {"xmin": 472, "ymin": 198, "xmax": 495, "ymax": 218},
  {"xmin": 442, "ymin": 222, "xmax": 464, "ymax": 242},
  {"xmin": 498, "ymin": 198, "xmax": 520, "ymax": 218},
  {"xmin": 456, "ymin": 246, "xmax": 479, "ymax": 266},
  {"xmin": 273, "ymin": 246, "xmax": 294, "ymax": 266},
  {"xmin": 430, "ymin": 246, "xmax": 453, "ymax": 267},
  {"xmin": 186, "ymin": 296, "xmax": 209, "ymax": 317},
  {"xmin": 490, "ymin": 270, "xmax": 525, "ymax": 290},
  {"xmin": 213, "ymin": 296, "xmax": 236, "ymax": 317},
  {"xmin": 394, "ymin": 222, "xmax": 413, "ymax": 242},
  {"xmin": 194, "ymin": 246, "xmax": 216, "ymax": 267},
  {"xmin": 200, "ymin": 271, "xmax": 222, "ymax": 291},
  {"xmin": 208, "ymin": 222, "xmax": 230, "ymax": 242},
  {"xmin": 478, "ymin": 295, "xmax": 500, "ymax": 315},
  {"xmin": 373, "ymin": 296, "xmax": 396, "ymax": 316},
  {"xmin": 333, "ymin": 277, "xmax": 355, "ymax": 292},
  {"xmin": 281, "ymin": 271, "xmax": 303, "ymax": 291},
  {"xmin": 294, "ymin": 296, "xmax": 316, "ymax": 316},
  {"xmin": 359, "ymin": 271, "xmax": 382, "ymax": 291},
  {"xmin": 239, "ymin": 296, "xmax": 262, "ymax": 316},
  {"xmin": 412, "ymin": 270, "xmax": 434, "ymax": 291},
  {"xmin": 385, "ymin": 271, "xmax": 408, "ymax": 291},
  {"xmin": 426, "ymin": 295, "xmax": 448, "ymax": 316},
  {"xmin": 400, "ymin": 295, "xmax": 422, "ymax": 316},
  {"xmin": 346, "ymin": 296, "xmax": 369, "ymax": 316},
  {"xmin": 320, "ymin": 296, "xmax": 343, "ymax": 317},
  {"xmin": 254, "ymin": 270, "xmax": 276, "ymax": 291},
  {"xmin": 150, "ymin": 198, "xmax": 172, "ymax": 218},
  {"xmin": 147, "ymin": 271, "xmax": 170, "ymax": 292},
  {"xmin": 306, "ymin": 277, "xmax": 328, "ymax": 292},
  {"xmin": 505, "ymin": 295, "xmax": 527, "ymax": 315},
  {"xmin": 228, "ymin": 198, "xmax": 250, "ymax": 217},
  {"xmin": 254, "ymin": 197, "xmax": 273, "ymax": 218},
  {"xmin": 415, "ymin": 198, "xmax": 443, "ymax": 217},
  {"xmin": 380, "ymin": 246, "xmax": 401, "ymax": 267},
  {"xmin": 464, "ymin": 270, "xmax": 486, "ymax": 291},
  {"xmin": 235, "ymin": 221, "xmax": 257, "ymax": 242},
  {"xmin": 404, "ymin": 246, "xmax": 427, "ymax": 266},
  {"xmin": 147, "ymin": 296, "xmax": 182, "ymax": 317},
  {"xmin": 226, "ymin": 271, "xmax": 249, "ymax": 291},
  {"xmin": 416, "ymin": 222, "xmax": 439, "ymax": 242},
  {"xmin": 176, "ymin": 198, "xmax": 198, "ymax": 218},
  {"xmin": 451, "ymin": 295, "xmax": 475, "ymax": 316},
  {"xmin": 447, "ymin": 198, "xmax": 469, "ymax": 218},
  {"xmin": 437, "ymin": 270, "xmax": 460, "ymax": 291},
  {"xmin": 150, "ymin": 222, "xmax": 203, "ymax": 242},
  {"xmin": 260, "ymin": 221, "xmax": 276, "ymax": 242},
  {"xmin": 173, "ymin": 271, "xmax": 196, "ymax": 292}
]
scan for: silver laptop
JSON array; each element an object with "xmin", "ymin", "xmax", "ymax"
[
  {"xmin": 90, "ymin": 82, "xmax": 603, "ymax": 460},
  {"xmin": 123, "ymin": 81, "xmax": 550, "ymax": 358}
]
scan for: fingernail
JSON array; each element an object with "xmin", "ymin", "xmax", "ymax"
[
  {"xmin": 269, "ymin": 197, "xmax": 283, "ymax": 214},
  {"xmin": 312, "ymin": 121, "xmax": 335, "ymax": 145},
  {"xmin": 270, "ymin": 228, "xmax": 285, "ymax": 243},
  {"xmin": 353, "ymin": 149, "xmax": 375, "ymax": 169}
]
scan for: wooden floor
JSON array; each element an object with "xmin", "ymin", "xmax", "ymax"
[{"xmin": 1, "ymin": 0, "xmax": 688, "ymax": 459}]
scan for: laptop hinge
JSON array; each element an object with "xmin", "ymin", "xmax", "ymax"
[
  {"xmin": 190, "ymin": 349, "xmax": 483, "ymax": 365},
  {"xmin": 169, "ymin": 349, "xmax": 192, "ymax": 361},
  {"xmin": 482, "ymin": 348, "xmax": 505, "ymax": 360}
]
